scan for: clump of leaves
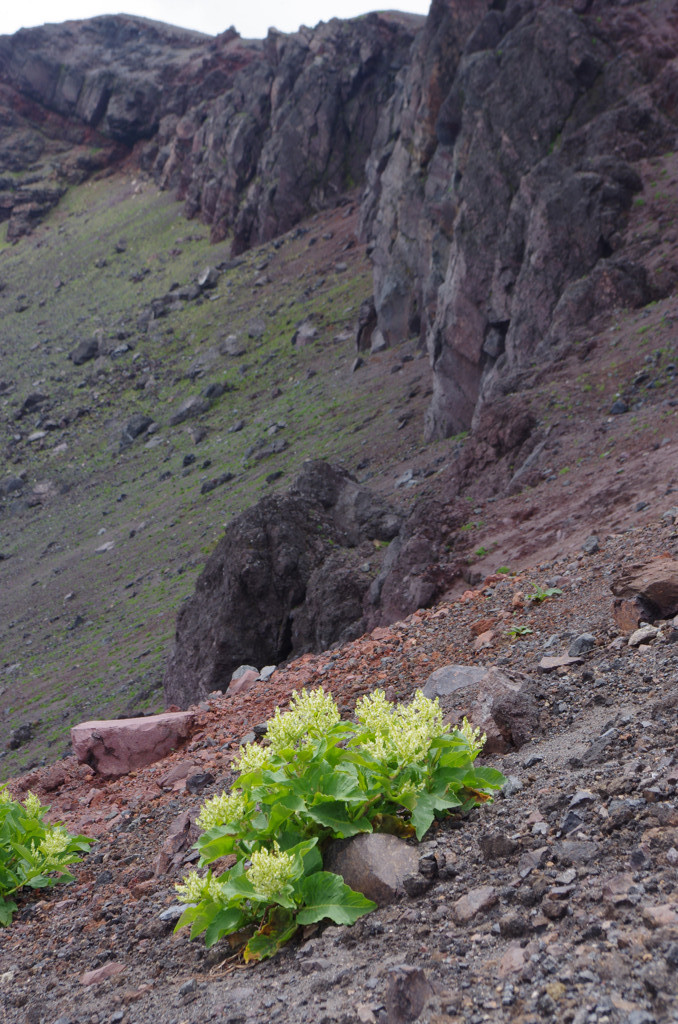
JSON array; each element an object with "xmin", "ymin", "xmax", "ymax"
[
  {"xmin": 176, "ymin": 688, "xmax": 505, "ymax": 960},
  {"xmin": 0, "ymin": 787, "xmax": 94, "ymax": 926},
  {"xmin": 507, "ymin": 624, "xmax": 533, "ymax": 638},
  {"xmin": 527, "ymin": 585, "xmax": 562, "ymax": 604},
  {"xmin": 496, "ymin": 566, "xmax": 512, "ymax": 575}
]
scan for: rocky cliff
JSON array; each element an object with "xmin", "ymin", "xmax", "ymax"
[
  {"xmin": 0, "ymin": 11, "xmax": 419, "ymax": 244},
  {"xmin": 361, "ymin": 0, "xmax": 678, "ymax": 438}
]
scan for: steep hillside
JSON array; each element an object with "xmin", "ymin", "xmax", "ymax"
[
  {"xmin": 0, "ymin": 2, "xmax": 677, "ymax": 1021},
  {"xmin": 1, "ymin": 0, "xmax": 678, "ymax": 771},
  {"xmin": 0, "ymin": 176, "xmax": 435, "ymax": 776}
]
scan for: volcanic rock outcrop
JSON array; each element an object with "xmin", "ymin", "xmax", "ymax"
[
  {"xmin": 361, "ymin": 0, "xmax": 678, "ymax": 438},
  {"xmin": 0, "ymin": 12, "xmax": 419, "ymax": 243},
  {"xmin": 163, "ymin": 461, "xmax": 403, "ymax": 707}
]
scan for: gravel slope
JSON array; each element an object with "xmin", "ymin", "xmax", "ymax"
[{"xmin": 1, "ymin": 510, "xmax": 677, "ymax": 1024}]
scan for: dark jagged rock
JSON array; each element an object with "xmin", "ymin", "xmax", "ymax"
[
  {"xmin": 163, "ymin": 461, "xmax": 403, "ymax": 707},
  {"xmin": 0, "ymin": 12, "xmax": 419, "ymax": 241},
  {"xmin": 365, "ymin": 494, "xmax": 468, "ymax": 629},
  {"xmin": 361, "ymin": 0, "xmax": 678, "ymax": 440}
]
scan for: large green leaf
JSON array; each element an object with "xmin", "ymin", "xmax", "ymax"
[
  {"xmin": 411, "ymin": 791, "xmax": 462, "ymax": 841},
  {"xmin": 205, "ymin": 907, "xmax": 247, "ymax": 947},
  {"xmin": 295, "ymin": 872, "xmax": 376, "ymax": 926},
  {"xmin": 303, "ymin": 802, "xmax": 373, "ymax": 838},
  {"xmin": 463, "ymin": 766, "xmax": 506, "ymax": 789},
  {"xmin": 0, "ymin": 898, "xmax": 17, "ymax": 927},
  {"xmin": 243, "ymin": 908, "xmax": 298, "ymax": 962},
  {"xmin": 263, "ymin": 793, "xmax": 307, "ymax": 835},
  {"xmin": 197, "ymin": 832, "xmax": 237, "ymax": 866}
]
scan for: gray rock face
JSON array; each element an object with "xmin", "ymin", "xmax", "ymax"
[
  {"xmin": 163, "ymin": 461, "xmax": 403, "ymax": 707},
  {"xmin": 362, "ymin": 0, "xmax": 678, "ymax": 439},
  {"xmin": 0, "ymin": 12, "xmax": 419, "ymax": 244},
  {"xmin": 422, "ymin": 663, "xmax": 538, "ymax": 753},
  {"xmin": 324, "ymin": 834, "xmax": 419, "ymax": 906}
]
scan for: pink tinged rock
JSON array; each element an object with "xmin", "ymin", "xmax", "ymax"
[
  {"xmin": 80, "ymin": 962, "xmax": 125, "ymax": 985},
  {"xmin": 452, "ymin": 885, "xmax": 498, "ymax": 924},
  {"xmin": 641, "ymin": 903, "xmax": 678, "ymax": 928},
  {"xmin": 538, "ymin": 654, "xmax": 583, "ymax": 671},
  {"xmin": 611, "ymin": 557, "xmax": 678, "ymax": 618},
  {"xmin": 228, "ymin": 668, "xmax": 259, "ymax": 696},
  {"xmin": 323, "ymin": 833, "xmax": 419, "ymax": 906},
  {"xmin": 71, "ymin": 712, "xmax": 195, "ymax": 778},
  {"xmin": 158, "ymin": 760, "xmax": 198, "ymax": 789},
  {"xmin": 499, "ymin": 944, "xmax": 526, "ymax": 977},
  {"xmin": 612, "ymin": 596, "xmax": 651, "ymax": 633}
]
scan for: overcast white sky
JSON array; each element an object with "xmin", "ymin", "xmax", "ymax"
[{"xmin": 0, "ymin": 0, "xmax": 430, "ymax": 40}]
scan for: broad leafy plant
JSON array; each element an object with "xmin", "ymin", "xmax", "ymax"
[
  {"xmin": 527, "ymin": 585, "xmax": 563, "ymax": 604},
  {"xmin": 0, "ymin": 786, "xmax": 94, "ymax": 926},
  {"xmin": 176, "ymin": 688, "xmax": 505, "ymax": 960}
]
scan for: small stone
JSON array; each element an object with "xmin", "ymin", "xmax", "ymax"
[
  {"xmin": 582, "ymin": 535, "xmax": 600, "ymax": 555},
  {"xmin": 384, "ymin": 966, "xmax": 434, "ymax": 1024},
  {"xmin": 568, "ymin": 633, "xmax": 595, "ymax": 656},
  {"xmin": 179, "ymin": 978, "xmax": 197, "ymax": 996},
  {"xmin": 159, "ymin": 905, "xmax": 189, "ymax": 922},
  {"xmin": 452, "ymin": 885, "xmax": 497, "ymax": 924},
  {"xmin": 569, "ymin": 789, "xmax": 596, "ymax": 808},
  {"xmin": 324, "ymin": 834, "xmax": 418, "ymax": 906},
  {"xmin": 499, "ymin": 943, "xmax": 526, "ymax": 977},
  {"xmin": 186, "ymin": 772, "xmax": 215, "ymax": 794},
  {"xmin": 628, "ymin": 624, "xmax": 659, "ymax": 647},
  {"xmin": 539, "ymin": 654, "xmax": 583, "ymax": 671},
  {"xmin": 641, "ymin": 903, "xmax": 678, "ymax": 928},
  {"xmin": 610, "ymin": 399, "xmax": 628, "ymax": 414},
  {"xmin": 518, "ymin": 846, "xmax": 549, "ymax": 878},
  {"xmin": 613, "ymin": 597, "xmax": 652, "ymax": 633},
  {"xmin": 80, "ymin": 962, "xmax": 125, "ymax": 986},
  {"xmin": 197, "ymin": 266, "xmax": 219, "ymax": 289},
  {"xmin": 501, "ymin": 775, "xmax": 524, "ymax": 797},
  {"xmin": 479, "ymin": 832, "xmax": 519, "ymax": 862},
  {"xmin": 228, "ymin": 669, "xmax": 259, "ymax": 696}
]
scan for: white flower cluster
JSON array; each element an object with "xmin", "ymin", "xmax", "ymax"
[
  {"xmin": 266, "ymin": 687, "xmax": 340, "ymax": 753},
  {"xmin": 246, "ymin": 843, "xmax": 296, "ymax": 899},
  {"xmin": 458, "ymin": 716, "xmax": 486, "ymax": 757},
  {"xmin": 197, "ymin": 789, "xmax": 248, "ymax": 832},
  {"xmin": 38, "ymin": 828, "xmax": 71, "ymax": 860},
  {"xmin": 234, "ymin": 741, "xmax": 274, "ymax": 775},
  {"xmin": 175, "ymin": 870, "xmax": 224, "ymax": 904},
  {"xmin": 355, "ymin": 689, "xmax": 447, "ymax": 766},
  {"xmin": 23, "ymin": 792, "xmax": 43, "ymax": 818}
]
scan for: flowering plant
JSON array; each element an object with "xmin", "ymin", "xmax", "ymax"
[
  {"xmin": 176, "ymin": 688, "xmax": 505, "ymax": 960},
  {"xmin": 0, "ymin": 786, "xmax": 93, "ymax": 926}
]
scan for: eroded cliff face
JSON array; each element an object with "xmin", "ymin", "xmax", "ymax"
[
  {"xmin": 361, "ymin": 0, "xmax": 678, "ymax": 439},
  {"xmin": 0, "ymin": 12, "xmax": 419, "ymax": 244},
  {"xmin": 149, "ymin": 14, "xmax": 420, "ymax": 251}
]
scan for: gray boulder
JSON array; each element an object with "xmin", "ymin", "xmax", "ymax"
[
  {"xmin": 422, "ymin": 664, "xmax": 538, "ymax": 753},
  {"xmin": 168, "ymin": 395, "xmax": 210, "ymax": 426},
  {"xmin": 69, "ymin": 338, "xmax": 99, "ymax": 366}
]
